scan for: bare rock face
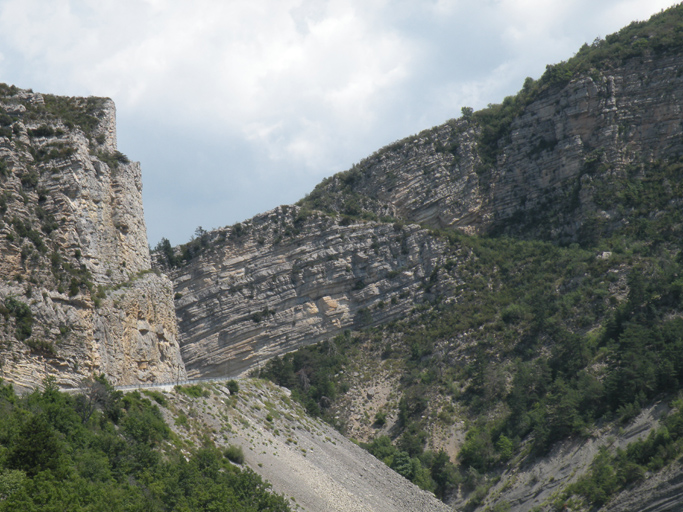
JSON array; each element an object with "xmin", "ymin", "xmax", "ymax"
[
  {"xmin": 0, "ymin": 86, "xmax": 185, "ymax": 390},
  {"xmin": 161, "ymin": 40, "xmax": 683, "ymax": 512},
  {"xmin": 169, "ymin": 51, "xmax": 683, "ymax": 383},
  {"xmin": 168, "ymin": 206, "xmax": 454, "ymax": 379},
  {"xmin": 91, "ymin": 272, "xmax": 184, "ymax": 385}
]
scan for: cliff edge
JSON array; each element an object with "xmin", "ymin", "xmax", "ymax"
[{"xmin": 0, "ymin": 86, "xmax": 186, "ymax": 390}]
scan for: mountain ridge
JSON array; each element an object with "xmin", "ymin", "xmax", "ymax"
[{"xmin": 159, "ymin": 5, "xmax": 683, "ymax": 511}]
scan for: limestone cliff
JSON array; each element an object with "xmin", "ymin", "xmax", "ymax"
[
  {"xmin": 0, "ymin": 85, "xmax": 186, "ymax": 390},
  {"xmin": 167, "ymin": 17, "xmax": 683, "ymax": 382},
  {"xmin": 167, "ymin": 27, "xmax": 683, "ymax": 384},
  {"xmin": 300, "ymin": 53, "xmax": 683, "ymax": 244},
  {"xmin": 169, "ymin": 206, "xmax": 454, "ymax": 379}
]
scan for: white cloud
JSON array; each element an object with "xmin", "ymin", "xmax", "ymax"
[{"xmin": 0, "ymin": 0, "xmax": 411, "ymax": 170}]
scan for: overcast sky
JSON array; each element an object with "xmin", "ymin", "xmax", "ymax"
[{"xmin": 0, "ymin": 0, "xmax": 678, "ymax": 246}]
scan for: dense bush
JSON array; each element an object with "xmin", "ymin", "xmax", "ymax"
[
  {"xmin": 224, "ymin": 444, "xmax": 245, "ymax": 464},
  {"xmin": 0, "ymin": 378, "xmax": 291, "ymax": 511},
  {"xmin": 227, "ymin": 380, "xmax": 240, "ymax": 395},
  {"xmin": 5, "ymin": 297, "xmax": 33, "ymax": 341},
  {"xmin": 259, "ymin": 333, "xmax": 351, "ymax": 419}
]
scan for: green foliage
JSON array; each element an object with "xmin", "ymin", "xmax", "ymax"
[
  {"xmin": 174, "ymin": 384, "xmax": 210, "ymax": 398},
  {"xmin": 229, "ymin": 222, "xmax": 247, "ymax": 240},
  {"xmin": 224, "ymin": 444, "xmax": 245, "ymax": 464},
  {"xmin": 4, "ymin": 297, "xmax": 33, "ymax": 341},
  {"xmin": 363, "ymin": 436, "xmax": 458, "ymax": 497},
  {"xmin": 7, "ymin": 414, "xmax": 65, "ymax": 477},
  {"xmin": 155, "ymin": 225, "xmax": 217, "ymax": 266},
  {"xmin": 28, "ymin": 125, "xmax": 55, "ymax": 138},
  {"xmin": 153, "ymin": 237, "xmax": 181, "ymax": 267},
  {"xmin": 28, "ymin": 142, "xmax": 76, "ymax": 162},
  {"xmin": 42, "ymin": 95, "xmax": 105, "ymax": 137},
  {"xmin": 558, "ymin": 397, "xmax": 683, "ymax": 506},
  {"xmin": 25, "ymin": 338, "xmax": 56, "ymax": 356},
  {"xmin": 251, "ymin": 307, "xmax": 275, "ymax": 323},
  {"xmin": 495, "ymin": 434, "xmax": 514, "ymax": 462},
  {"xmin": 471, "ymin": 5, "xmax": 683, "ymax": 169},
  {"xmin": 19, "ymin": 170, "xmax": 38, "ymax": 189},
  {"xmin": 259, "ymin": 333, "xmax": 350, "ymax": 419},
  {"xmin": 140, "ymin": 389, "xmax": 167, "ymax": 407},
  {"xmin": 0, "ymin": 379, "xmax": 291, "ymax": 511},
  {"xmin": 11, "ymin": 217, "xmax": 46, "ymax": 253},
  {"xmin": 48, "ymin": 251, "xmax": 94, "ymax": 298},
  {"xmin": 227, "ymin": 379, "xmax": 240, "ymax": 395},
  {"xmin": 458, "ymin": 427, "xmax": 495, "ymax": 472},
  {"xmin": 95, "ymin": 150, "xmax": 130, "ymax": 169}
]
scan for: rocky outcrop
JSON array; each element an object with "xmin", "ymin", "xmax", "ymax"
[
  {"xmin": 167, "ymin": 25, "xmax": 683, "ymax": 390},
  {"xmin": 169, "ymin": 206, "xmax": 455, "ymax": 379},
  {"xmin": 0, "ymin": 86, "xmax": 186, "ymax": 390},
  {"xmin": 160, "ymin": 32, "xmax": 683, "ymax": 512},
  {"xmin": 479, "ymin": 402, "xmax": 671, "ymax": 512},
  {"xmin": 603, "ymin": 461, "xmax": 683, "ymax": 512},
  {"xmin": 301, "ymin": 53, "xmax": 683, "ymax": 243}
]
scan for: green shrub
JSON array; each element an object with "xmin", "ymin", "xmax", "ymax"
[
  {"xmin": 174, "ymin": 412, "xmax": 189, "ymax": 428},
  {"xmin": 174, "ymin": 384, "xmax": 209, "ymax": 398},
  {"xmin": 141, "ymin": 389, "xmax": 167, "ymax": 407},
  {"xmin": 5, "ymin": 297, "xmax": 33, "ymax": 341},
  {"xmin": 227, "ymin": 380, "xmax": 239, "ymax": 395},
  {"xmin": 25, "ymin": 339, "xmax": 56, "ymax": 356},
  {"xmin": 28, "ymin": 125, "xmax": 55, "ymax": 138},
  {"xmin": 224, "ymin": 444, "xmax": 245, "ymax": 464}
]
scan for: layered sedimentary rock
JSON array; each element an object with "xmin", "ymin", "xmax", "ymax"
[
  {"xmin": 0, "ymin": 86, "xmax": 185, "ymax": 390},
  {"xmin": 302, "ymin": 53, "xmax": 683, "ymax": 243},
  {"xmin": 163, "ymin": 36, "xmax": 683, "ymax": 512},
  {"xmin": 169, "ymin": 206, "xmax": 454, "ymax": 379},
  {"xmin": 170, "ymin": 49, "xmax": 683, "ymax": 381}
]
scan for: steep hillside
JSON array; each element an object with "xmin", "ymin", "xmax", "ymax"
[
  {"xmin": 164, "ymin": 379, "xmax": 451, "ymax": 512},
  {"xmin": 162, "ymin": 5, "xmax": 683, "ymax": 512},
  {"xmin": 0, "ymin": 379, "xmax": 292, "ymax": 511},
  {"xmin": 299, "ymin": 7, "xmax": 683, "ymax": 245},
  {"xmin": 0, "ymin": 86, "xmax": 185, "ymax": 390}
]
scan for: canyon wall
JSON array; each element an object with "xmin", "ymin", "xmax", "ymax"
[
  {"xmin": 170, "ymin": 50, "xmax": 683, "ymax": 381},
  {"xmin": 301, "ymin": 53, "xmax": 683, "ymax": 243},
  {"xmin": 170, "ymin": 206, "xmax": 455, "ymax": 378},
  {"xmin": 0, "ymin": 87, "xmax": 185, "ymax": 390}
]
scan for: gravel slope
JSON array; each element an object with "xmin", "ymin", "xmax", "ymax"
[{"xmin": 161, "ymin": 379, "xmax": 452, "ymax": 512}]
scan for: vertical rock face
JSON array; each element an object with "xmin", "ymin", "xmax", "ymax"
[
  {"xmin": 0, "ymin": 86, "xmax": 185, "ymax": 390},
  {"xmin": 485, "ymin": 54, "xmax": 683, "ymax": 240},
  {"xmin": 168, "ymin": 206, "xmax": 454, "ymax": 379}
]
